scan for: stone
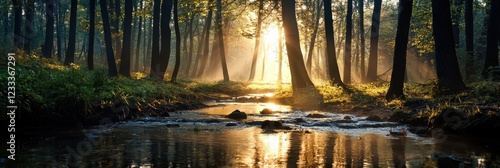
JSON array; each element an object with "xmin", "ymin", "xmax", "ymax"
[
  {"xmin": 260, "ymin": 108, "xmax": 274, "ymax": 114},
  {"xmin": 165, "ymin": 124, "xmax": 180, "ymax": 127},
  {"xmin": 306, "ymin": 113, "xmax": 327, "ymax": 118},
  {"xmin": 343, "ymin": 116, "xmax": 352, "ymax": 120},
  {"xmin": 226, "ymin": 123, "xmax": 237, "ymax": 126},
  {"xmin": 261, "ymin": 120, "xmax": 292, "ymax": 130},
  {"xmin": 366, "ymin": 114, "xmax": 383, "ymax": 122},
  {"xmin": 226, "ymin": 110, "xmax": 247, "ymax": 120}
]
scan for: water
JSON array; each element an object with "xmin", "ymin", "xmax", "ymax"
[{"xmin": 2, "ymin": 101, "xmax": 499, "ymax": 167}]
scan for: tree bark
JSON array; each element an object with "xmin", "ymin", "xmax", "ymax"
[
  {"xmin": 119, "ymin": 0, "xmax": 133, "ymax": 77},
  {"xmin": 56, "ymin": 1, "xmax": 63, "ymax": 61},
  {"xmin": 216, "ymin": 0, "xmax": 229, "ymax": 81},
  {"xmin": 64, "ymin": 0, "xmax": 78, "ymax": 65},
  {"xmin": 464, "ymin": 0, "xmax": 473, "ymax": 80},
  {"xmin": 43, "ymin": 0, "xmax": 55, "ymax": 59},
  {"xmin": 171, "ymin": 0, "xmax": 181, "ymax": 82},
  {"xmin": 306, "ymin": 0, "xmax": 323, "ymax": 74},
  {"xmin": 278, "ymin": 24, "xmax": 283, "ymax": 85},
  {"xmin": 196, "ymin": 3, "xmax": 214, "ymax": 78},
  {"xmin": 482, "ymin": 0, "xmax": 499, "ymax": 78},
  {"xmin": 344, "ymin": 0, "xmax": 353, "ymax": 83},
  {"xmin": 451, "ymin": 0, "xmax": 463, "ymax": 47},
  {"xmin": 282, "ymin": 0, "xmax": 314, "ymax": 90},
  {"xmin": 24, "ymin": 0, "xmax": 34, "ymax": 53},
  {"xmin": 157, "ymin": 0, "xmax": 173, "ymax": 79},
  {"xmin": 324, "ymin": 0, "xmax": 344, "ymax": 86},
  {"xmin": 100, "ymin": 0, "xmax": 118, "ymax": 76},
  {"xmin": 113, "ymin": 0, "xmax": 122, "ymax": 59},
  {"xmin": 185, "ymin": 14, "xmax": 197, "ymax": 76},
  {"xmin": 249, "ymin": 0, "xmax": 264, "ymax": 81},
  {"xmin": 87, "ymin": 0, "xmax": 95, "ymax": 70},
  {"xmin": 150, "ymin": 0, "xmax": 161, "ymax": 78},
  {"xmin": 366, "ymin": 0, "xmax": 382, "ymax": 82},
  {"xmin": 432, "ymin": 0, "xmax": 466, "ymax": 94},
  {"xmin": 386, "ymin": 0, "xmax": 413, "ymax": 101},
  {"xmin": 358, "ymin": 0, "xmax": 366, "ymax": 82},
  {"xmin": 135, "ymin": 0, "xmax": 144, "ymax": 72}
]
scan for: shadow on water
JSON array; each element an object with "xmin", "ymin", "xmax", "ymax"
[{"xmin": 2, "ymin": 102, "xmax": 499, "ymax": 167}]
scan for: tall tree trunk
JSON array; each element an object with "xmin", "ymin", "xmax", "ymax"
[
  {"xmin": 282, "ymin": 0, "xmax": 314, "ymax": 90},
  {"xmin": 56, "ymin": 1, "xmax": 63, "ymax": 61},
  {"xmin": 100, "ymin": 0, "xmax": 118, "ymax": 76},
  {"xmin": 216, "ymin": 0, "xmax": 229, "ymax": 81},
  {"xmin": 432, "ymin": 0, "xmax": 466, "ymax": 94},
  {"xmin": 464, "ymin": 0, "xmax": 473, "ymax": 80},
  {"xmin": 386, "ymin": 0, "xmax": 413, "ymax": 101},
  {"xmin": 185, "ymin": 14, "xmax": 197, "ymax": 76},
  {"xmin": 306, "ymin": 0, "xmax": 323, "ymax": 74},
  {"xmin": 482, "ymin": 0, "xmax": 499, "ymax": 78},
  {"xmin": 135, "ymin": 0, "xmax": 144, "ymax": 72},
  {"xmin": 451, "ymin": 0, "xmax": 463, "ymax": 47},
  {"xmin": 64, "ymin": 0, "xmax": 78, "ymax": 65},
  {"xmin": 358, "ymin": 0, "xmax": 366, "ymax": 82},
  {"xmin": 87, "ymin": 0, "xmax": 95, "ymax": 70},
  {"xmin": 43, "ymin": 0, "xmax": 55, "ymax": 58},
  {"xmin": 196, "ymin": 4, "xmax": 213, "ymax": 78},
  {"xmin": 119, "ymin": 0, "xmax": 133, "ymax": 77},
  {"xmin": 145, "ymin": 17, "xmax": 153, "ymax": 71},
  {"xmin": 24, "ymin": 0, "xmax": 34, "ymax": 53},
  {"xmin": 113, "ymin": 0, "xmax": 122, "ymax": 59},
  {"xmin": 344, "ymin": 0, "xmax": 353, "ymax": 83},
  {"xmin": 249, "ymin": 0, "xmax": 264, "ymax": 81},
  {"xmin": 278, "ymin": 23, "xmax": 283, "ymax": 85},
  {"xmin": 260, "ymin": 41, "xmax": 266, "ymax": 80},
  {"xmin": 12, "ymin": 0, "xmax": 22, "ymax": 50},
  {"xmin": 324, "ymin": 0, "xmax": 344, "ymax": 86},
  {"xmin": 191, "ymin": 15, "xmax": 206, "ymax": 77},
  {"xmin": 171, "ymin": 0, "xmax": 181, "ymax": 82},
  {"xmin": 150, "ymin": 0, "xmax": 161, "ymax": 78},
  {"xmin": 157, "ymin": 0, "xmax": 173, "ymax": 79},
  {"xmin": 366, "ymin": 0, "xmax": 382, "ymax": 82}
]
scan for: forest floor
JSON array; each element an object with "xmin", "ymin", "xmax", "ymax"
[{"xmin": 1, "ymin": 53, "xmax": 499, "ymax": 138}]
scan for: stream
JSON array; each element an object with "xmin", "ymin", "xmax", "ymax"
[{"xmin": 2, "ymin": 95, "xmax": 499, "ymax": 167}]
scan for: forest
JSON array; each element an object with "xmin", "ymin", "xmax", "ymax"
[{"xmin": 0, "ymin": 0, "xmax": 499, "ymax": 167}]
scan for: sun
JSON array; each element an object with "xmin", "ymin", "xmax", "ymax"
[{"xmin": 262, "ymin": 23, "xmax": 280, "ymax": 43}]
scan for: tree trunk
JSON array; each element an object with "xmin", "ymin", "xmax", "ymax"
[
  {"xmin": 150, "ymin": 0, "xmax": 161, "ymax": 78},
  {"xmin": 87, "ymin": 0, "xmax": 95, "ymax": 70},
  {"xmin": 386, "ymin": 0, "xmax": 413, "ymax": 101},
  {"xmin": 324, "ymin": 0, "xmax": 344, "ymax": 86},
  {"xmin": 43, "ymin": 0, "xmax": 55, "ymax": 59},
  {"xmin": 113, "ymin": 0, "xmax": 122, "ymax": 59},
  {"xmin": 157, "ymin": 0, "xmax": 173, "ymax": 79},
  {"xmin": 432, "ymin": 0, "xmax": 466, "ymax": 94},
  {"xmin": 185, "ymin": 14, "xmax": 197, "ymax": 76},
  {"xmin": 56, "ymin": 1, "xmax": 63, "ymax": 61},
  {"xmin": 13, "ymin": 0, "xmax": 22, "ymax": 50},
  {"xmin": 24, "ymin": 0, "xmax": 34, "ymax": 53},
  {"xmin": 216, "ymin": 0, "xmax": 229, "ymax": 81},
  {"xmin": 145, "ymin": 18, "xmax": 153, "ymax": 71},
  {"xmin": 358, "ymin": 0, "xmax": 366, "ymax": 82},
  {"xmin": 482, "ymin": 0, "xmax": 499, "ymax": 78},
  {"xmin": 135, "ymin": 0, "xmax": 144, "ymax": 72},
  {"xmin": 196, "ymin": 4, "xmax": 213, "ymax": 78},
  {"xmin": 191, "ymin": 15, "xmax": 206, "ymax": 77},
  {"xmin": 464, "ymin": 0, "xmax": 474, "ymax": 80},
  {"xmin": 278, "ymin": 24, "xmax": 283, "ymax": 85},
  {"xmin": 344, "ymin": 0, "xmax": 353, "ymax": 83},
  {"xmin": 249, "ymin": 0, "xmax": 264, "ymax": 81},
  {"xmin": 366, "ymin": 0, "xmax": 382, "ymax": 82},
  {"xmin": 282, "ymin": 0, "xmax": 314, "ymax": 90},
  {"xmin": 119, "ymin": 0, "xmax": 133, "ymax": 77},
  {"xmin": 306, "ymin": 0, "xmax": 323, "ymax": 74},
  {"xmin": 64, "ymin": 0, "xmax": 78, "ymax": 65},
  {"xmin": 451, "ymin": 0, "xmax": 463, "ymax": 47},
  {"xmin": 171, "ymin": 0, "xmax": 181, "ymax": 82},
  {"xmin": 100, "ymin": 0, "xmax": 118, "ymax": 76}
]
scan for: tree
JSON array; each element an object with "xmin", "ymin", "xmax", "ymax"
[
  {"xmin": 87, "ymin": 0, "xmax": 95, "ymax": 70},
  {"xmin": 12, "ymin": 0, "xmax": 22, "ymax": 50},
  {"xmin": 248, "ymin": 0, "xmax": 264, "ymax": 81},
  {"xmin": 64, "ymin": 0, "xmax": 78, "ymax": 65},
  {"xmin": 43, "ymin": 0, "xmax": 55, "ymax": 59},
  {"xmin": 171, "ymin": 0, "xmax": 181, "ymax": 82},
  {"xmin": 113, "ymin": 0, "xmax": 122, "ymax": 59},
  {"xmin": 464, "ymin": 0, "xmax": 473, "ymax": 79},
  {"xmin": 216, "ymin": 0, "xmax": 229, "ymax": 81},
  {"xmin": 135, "ymin": 0, "xmax": 144, "ymax": 72},
  {"xmin": 324, "ymin": 0, "xmax": 343, "ymax": 86},
  {"xmin": 150, "ymin": 0, "xmax": 161, "ymax": 78},
  {"xmin": 344, "ymin": 0, "xmax": 353, "ymax": 83},
  {"xmin": 306, "ymin": 0, "xmax": 323, "ymax": 74},
  {"xmin": 196, "ymin": 2, "xmax": 214, "ymax": 78},
  {"xmin": 119, "ymin": 0, "xmax": 133, "ymax": 77},
  {"xmin": 157, "ymin": 0, "xmax": 173, "ymax": 79},
  {"xmin": 282, "ymin": 0, "xmax": 314, "ymax": 90},
  {"xmin": 482, "ymin": 0, "xmax": 499, "ymax": 78},
  {"xmin": 386, "ymin": 0, "xmax": 413, "ymax": 101},
  {"xmin": 56, "ymin": 1, "xmax": 63, "ymax": 61},
  {"xmin": 358, "ymin": 0, "xmax": 366, "ymax": 81},
  {"xmin": 100, "ymin": 0, "xmax": 118, "ymax": 76},
  {"xmin": 451, "ymin": 0, "xmax": 463, "ymax": 47},
  {"xmin": 431, "ymin": 0, "xmax": 466, "ymax": 94},
  {"xmin": 24, "ymin": 0, "xmax": 34, "ymax": 53},
  {"xmin": 366, "ymin": 0, "xmax": 382, "ymax": 83}
]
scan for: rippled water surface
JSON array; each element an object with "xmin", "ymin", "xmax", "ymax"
[{"xmin": 3, "ymin": 102, "xmax": 499, "ymax": 167}]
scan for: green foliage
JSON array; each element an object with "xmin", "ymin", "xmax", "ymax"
[{"xmin": 188, "ymin": 80, "xmax": 248, "ymax": 96}]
